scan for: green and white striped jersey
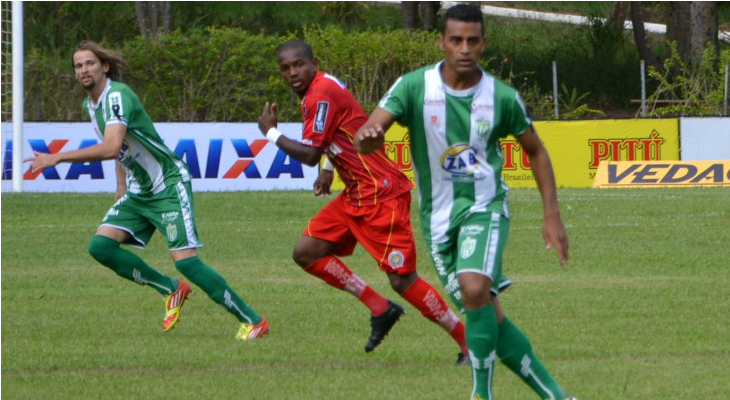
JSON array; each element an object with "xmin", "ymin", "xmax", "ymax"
[
  {"xmin": 84, "ymin": 79, "xmax": 190, "ymax": 195},
  {"xmin": 379, "ymin": 61, "xmax": 531, "ymax": 244}
]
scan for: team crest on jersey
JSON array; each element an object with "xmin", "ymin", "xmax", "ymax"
[
  {"xmin": 109, "ymin": 92, "xmax": 124, "ymax": 120},
  {"xmin": 166, "ymin": 224, "xmax": 178, "ymax": 242},
  {"xmin": 388, "ymin": 250, "xmax": 405, "ymax": 269},
  {"xmin": 474, "ymin": 119, "xmax": 491, "ymax": 139},
  {"xmin": 440, "ymin": 144, "xmax": 479, "ymax": 175},
  {"xmin": 314, "ymin": 101, "xmax": 329, "ymax": 133},
  {"xmin": 460, "ymin": 237, "xmax": 477, "ymax": 259}
]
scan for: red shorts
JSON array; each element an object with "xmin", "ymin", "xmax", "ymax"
[{"xmin": 303, "ymin": 192, "xmax": 417, "ymax": 274}]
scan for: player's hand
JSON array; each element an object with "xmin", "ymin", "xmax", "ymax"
[
  {"xmin": 258, "ymin": 102, "xmax": 278, "ymax": 135},
  {"xmin": 542, "ymin": 214, "xmax": 569, "ymax": 266},
  {"xmin": 23, "ymin": 151, "xmax": 58, "ymax": 174},
  {"xmin": 354, "ymin": 124, "xmax": 385, "ymax": 154},
  {"xmin": 314, "ymin": 170, "xmax": 334, "ymax": 197}
]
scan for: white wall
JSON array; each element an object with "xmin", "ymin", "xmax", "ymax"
[{"xmin": 680, "ymin": 118, "xmax": 730, "ymax": 160}]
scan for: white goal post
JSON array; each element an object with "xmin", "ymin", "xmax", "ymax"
[{"xmin": 2, "ymin": 1, "xmax": 23, "ymax": 192}]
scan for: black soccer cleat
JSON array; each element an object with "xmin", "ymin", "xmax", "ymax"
[
  {"xmin": 455, "ymin": 352, "xmax": 471, "ymax": 367},
  {"xmin": 364, "ymin": 300, "xmax": 404, "ymax": 353}
]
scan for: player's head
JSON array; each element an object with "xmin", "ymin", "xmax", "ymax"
[
  {"xmin": 438, "ymin": 4, "xmax": 486, "ymax": 77},
  {"xmin": 276, "ymin": 39, "xmax": 319, "ymax": 97},
  {"xmin": 72, "ymin": 41, "xmax": 126, "ymax": 84},
  {"xmin": 441, "ymin": 4, "xmax": 485, "ymax": 35}
]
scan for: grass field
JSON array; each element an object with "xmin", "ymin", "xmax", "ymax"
[{"xmin": 2, "ymin": 188, "xmax": 729, "ymax": 400}]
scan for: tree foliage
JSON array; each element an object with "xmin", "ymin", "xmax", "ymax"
[{"xmin": 14, "ymin": 1, "xmax": 730, "ymax": 121}]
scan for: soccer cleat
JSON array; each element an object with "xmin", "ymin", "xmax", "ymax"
[
  {"xmin": 236, "ymin": 316, "xmax": 269, "ymax": 341},
  {"xmin": 455, "ymin": 352, "xmax": 471, "ymax": 366},
  {"xmin": 163, "ymin": 279, "xmax": 192, "ymax": 332},
  {"xmin": 364, "ymin": 300, "xmax": 404, "ymax": 352}
]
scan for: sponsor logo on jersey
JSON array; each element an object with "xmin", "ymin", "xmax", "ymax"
[
  {"xmin": 471, "ymin": 103, "xmax": 493, "ymax": 112},
  {"xmin": 313, "ymin": 101, "xmax": 329, "ymax": 133},
  {"xmin": 444, "ymin": 273, "xmax": 461, "ymax": 301},
  {"xmin": 161, "ymin": 211, "xmax": 180, "ymax": 224},
  {"xmin": 109, "ymin": 92, "xmax": 124, "ymax": 121},
  {"xmin": 461, "ymin": 225, "xmax": 485, "ymax": 236},
  {"xmin": 388, "ymin": 250, "xmax": 405, "ymax": 269},
  {"xmin": 118, "ymin": 139, "xmax": 132, "ymax": 164},
  {"xmin": 431, "ymin": 115, "xmax": 438, "ymax": 125},
  {"xmin": 431, "ymin": 244, "xmax": 448, "ymax": 277},
  {"xmin": 102, "ymin": 207, "xmax": 119, "ymax": 222},
  {"xmin": 424, "ymin": 99, "xmax": 446, "ymax": 106},
  {"xmin": 440, "ymin": 144, "xmax": 479, "ymax": 175}
]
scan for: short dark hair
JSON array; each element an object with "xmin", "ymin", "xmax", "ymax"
[
  {"xmin": 441, "ymin": 3, "xmax": 484, "ymax": 35},
  {"xmin": 72, "ymin": 41, "xmax": 127, "ymax": 81},
  {"xmin": 277, "ymin": 39, "xmax": 315, "ymax": 60}
]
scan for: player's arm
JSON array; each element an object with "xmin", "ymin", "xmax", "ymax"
[
  {"xmin": 258, "ymin": 102, "xmax": 323, "ymax": 166},
  {"xmin": 353, "ymin": 107, "xmax": 397, "ymax": 155},
  {"xmin": 517, "ymin": 125, "xmax": 569, "ymax": 266},
  {"xmin": 114, "ymin": 160, "xmax": 127, "ymax": 201},
  {"xmin": 313, "ymin": 159, "xmax": 334, "ymax": 197},
  {"xmin": 25, "ymin": 124, "xmax": 126, "ymax": 174}
]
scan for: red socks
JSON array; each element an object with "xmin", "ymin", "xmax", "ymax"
[
  {"xmin": 304, "ymin": 256, "xmax": 389, "ymax": 316},
  {"xmin": 402, "ymin": 277, "xmax": 468, "ymax": 354}
]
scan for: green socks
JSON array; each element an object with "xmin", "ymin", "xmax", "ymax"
[
  {"xmin": 465, "ymin": 302, "xmax": 498, "ymax": 400},
  {"xmin": 496, "ymin": 317, "xmax": 567, "ymax": 400},
  {"xmin": 88, "ymin": 235, "xmax": 176, "ymax": 295},
  {"xmin": 175, "ymin": 256, "xmax": 262, "ymax": 324}
]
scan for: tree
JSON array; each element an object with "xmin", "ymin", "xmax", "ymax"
[
  {"xmin": 630, "ymin": 2, "xmax": 661, "ymax": 70},
  {"xmin": 135, "ymin": 1, "xmax": 171, "ymax": 38},
  {"xmin": 401, "ymin": 1, "xmax": 441, "ymax": 31},
  {"xmin": 630, "ymin": 1, "xmax": 719, "ymax": 69}
]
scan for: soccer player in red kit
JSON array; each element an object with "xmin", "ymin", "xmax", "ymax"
[{"xmin": 258, "ymin": 39, "xmax": 469, "ymax": 363}]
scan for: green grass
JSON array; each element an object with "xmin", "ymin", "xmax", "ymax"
[{"xmin": 2, "ymin": 188, "xmax": 729, "ymax": 399}]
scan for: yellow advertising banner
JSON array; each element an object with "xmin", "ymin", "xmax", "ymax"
[
  {"xmin": 512, "ymin": 119, "xmax": 680, "ymax": 188},
  {"xmin": 328, "ymin": 119, "xmax": 680, "ymax": 190},
  {"xmin": 593, "ymin": 160, "xmax": 730, "ymax": 188}
]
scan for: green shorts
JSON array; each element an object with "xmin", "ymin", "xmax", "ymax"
[
  {"xmin": 99, "ymin": 181, "xmax": 202, "ymax": 250},
  {"xmin": 426, "ymin": 211, "xmax": 512, "ymax": 311}
]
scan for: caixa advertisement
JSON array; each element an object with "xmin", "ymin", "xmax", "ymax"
[{"xmin": 1, "ymin": 123, "xmax": 319, "ymax": 192}]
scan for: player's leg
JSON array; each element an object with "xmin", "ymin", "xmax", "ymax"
[
  {"xmin": 160, "ymin": 182, "xmax": 266, "ymax": 339},
  {"xmin": 294, "ymin": 236, "xmax": 391, "ymax": 316},
  {"xmin": 493, "ymin": 296, "xmax": 570, "ymax": 400},
  {"xmin": 456, "ymin": 212, "xmax": 510, "ymax": 400},
  {"xmin": 294, "ymin": 197, "xmax": 391, "ymax": 318},
  {"xmin": 88, "ymin": 196, "xmax": 178, "ymax": 296},
  {"xmin": 370, "ymin": 194, "xmax": 468, "ymax": 359},
  {"xmin": 389, "ymin": 271, "xmax": 469, "ymax": 361},
  {"xmin": 172, "ymin": 249, "xmax": 267, "ymax": 340}
]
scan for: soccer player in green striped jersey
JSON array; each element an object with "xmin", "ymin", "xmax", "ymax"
[
  {"xmin": 25, "ymin": 41, "xmax": 268, "ymax": 341},
  {"xmin": 355, "ymin": 4, "xmax": 576, "ymax": 400}
]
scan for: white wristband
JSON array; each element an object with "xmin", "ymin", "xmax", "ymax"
[
  {"xmin": 322, "ymin": 157, "xmax": 335, "ymax": 172},
  {"xmin": 266, "ymin": 127, "xmax": 283, "ymax": 144}
]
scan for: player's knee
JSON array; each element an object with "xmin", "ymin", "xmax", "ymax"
[
  {"xmin": 88, "ymin": 235, "xmax": 119, "ymax": 264},
  {"xmin": 459, "ymin": 283, "xmax": 491, "ymax": 309},
  {"xmin": 292, "ymin": 246, "xmax": 315, "ymax": 268},
  {"xmin": 388, "ymin": 272, "xmax": 418, "ymax": 294}
]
